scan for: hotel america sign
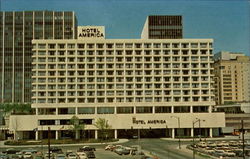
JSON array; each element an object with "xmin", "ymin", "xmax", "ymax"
[{"xmin": 77, "ymin": 26, "xmax": 105, "ymax": 39}]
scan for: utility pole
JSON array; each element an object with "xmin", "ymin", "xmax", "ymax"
[
  {"xmin": 171, "ymin": 116, "xmax": 181, "ymax": 149},
  {"xmin": 241, "ymin": 120, "xmax": 245, "ymax": 159},
  {"xmin": 48, "ymin": 127, "xmax": 51, "ymax": 159}
]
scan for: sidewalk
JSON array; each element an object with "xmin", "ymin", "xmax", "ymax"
[
  {"xmin": 161, "ymin": 134, "xmax": 250, "ymax": 142},
  {"xmin": 0, "ymin": 139, "xmax": 129, "ymax": 148}
]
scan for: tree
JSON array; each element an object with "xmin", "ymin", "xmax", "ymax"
[
  {"xmin": 0, "ymin": 103, "xmax": 33, "ymax": 115},
  {"xmin": 69, "ymin": 115, "xmax": 85, "ymax": 140},
  {"xmin": 94, "ymin": 118, "xmax": 112, "ymax": 140}
]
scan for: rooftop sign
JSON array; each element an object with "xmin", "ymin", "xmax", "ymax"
[{"xmin": 77, "ymin": 26, "xmax": 105, "ymax": 39}]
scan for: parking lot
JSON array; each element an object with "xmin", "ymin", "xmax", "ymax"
[
  {"xmin": 0, "ymin": 144, "xmax": 155, "ymax": 159},
  {"xmin": 188, "ymin": 140, "xmax": 250, "ymax": 158}
]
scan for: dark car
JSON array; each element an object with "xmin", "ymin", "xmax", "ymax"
[
  {"xmin": 86, "ymin": 151, "xmax": 96, "ymax": 158},
  {"xmin": 50, "ymin": 147, "xmax": 62, "ymax": 153},
  {"xmin": 3, "ymin": 149, "xmax": 20, "ymax": 154},
  {"xmin": 79, "ymin": 146, "xmax": 96, "ymax": 152}
]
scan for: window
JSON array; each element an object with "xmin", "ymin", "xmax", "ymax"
[
  {"xmin": 193, "ymin": 106, "xmax": 209, "ymax": 113},
  {"xmin": 174, "ymin": 106, "xmax": 190, "ymax": 113},
  {"xmin": 136, "ymin": 107, "xmax": 153, "ymax": 113},
  {"xmin": 117, "ymin": 107, "xmax": 134, "ymax": 114},
  {"xmin": 58, "ymin": 108, "xmax": 75, "ymax": 115},
  {"xmin": 97, "ymin": 107, "xmax": 114, "ymax": 114},
  {"xmin": 155, "ymin": 106, "xmax": 171, "ymax": 113},
  {"xmin": 78, "ymin": 107, "xmax": 95, "ymax": 114}
]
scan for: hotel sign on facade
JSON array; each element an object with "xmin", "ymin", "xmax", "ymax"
[{"xmin": 77, "ymin": 26, "xmax": 105, "ymax": 39}]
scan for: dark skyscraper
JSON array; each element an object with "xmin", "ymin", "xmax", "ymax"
[
  {"xmin": 0, "ymin": 11, "xmax": 77, "ymax": 103},
  {"xmin": 141, "ymin": 15, "xmax": 183, "ymax": 39}
]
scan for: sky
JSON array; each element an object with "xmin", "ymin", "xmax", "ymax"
[{"xmin": 1, "ymin": 0, "xmax": 250, "ymax": 55}]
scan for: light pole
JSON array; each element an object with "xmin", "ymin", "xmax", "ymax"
[
  {"xmin": 171, "ymin": 116, "xmax": 181, "ymax": 149},
  {"xmin": 192, "ymin": 118, "xmax": 205, "ymax": 159}
]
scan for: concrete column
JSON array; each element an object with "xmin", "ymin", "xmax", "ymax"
[
  {"xmin": 114, "ymin": 129, "xmax": 118, "ymax": 139},
  {"xmin": 36, "ymin": 108, "xmax": 38, "ymax": 115},
  {"xmin": 172, "ymin": 128, "xmax": 175, "ymax": 139},
  {"xmin": 191, "ymin": 128, "xmax": 194, "ymax": 137},
  {"xmin": 190, "ymin": 106, "xmax": 193, "ymax": 113},
  {"xmin": 209, "ymin": 128, "xmax": 213, "ymax": 138},
  {"xmin": 55, "ymin": 108, "xmax": 58, "ymax": 115},
  {"xmin": 171, "ymin": 106, "xmax": 174, "ymax": 113},
  {"xmin": 35, "ymin": 131, "xmax": 39, "ymax": 140},
  {"xmin": 152, "ymin": 106, "xmax": 155, "ymax": 114},
  {"xmin": 75, "ymin": 107, "xmax": 78, "ymax": 115},
  {"xmin": 56, "ymin": 130, "xmax": 59, "ymax": 140},
  {"xmin": 95, "ymin": 130, "xmax": 98, "ymax": 139},
  {"xmin": 208, "ymin": 106, "xmax": 212, "ymax": 113}
]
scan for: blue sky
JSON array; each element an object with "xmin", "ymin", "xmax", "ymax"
[{"xmin": 1, "ymin": 0, "xmax": 249, "ymax": 55}]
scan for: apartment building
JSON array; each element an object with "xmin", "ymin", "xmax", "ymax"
[
  {"xmin": 7, "ymin": 25, "xmax": 225, "ymax": 139},
  {"xmin": 214, "ymin": 51, "xmax": 250, "ymax": 105}
]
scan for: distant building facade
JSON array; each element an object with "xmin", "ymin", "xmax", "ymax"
[
  {"xmin": 0, "ymin": 11, "xmax": 77, "ymax": 104},
  {"xmin": 141, "ymin": 15, "xmax": 183, "ymax": 39},
  {"xmin": 214, "ymin": 51, "xmax": 250, "ymax": 105}
]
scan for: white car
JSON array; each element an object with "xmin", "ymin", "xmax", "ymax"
[
  {"xmin": 67, "ymin": 153, "xmax": 78, "ymax": 159},
  {"xmin": 23, "ymin": 152, "xmax": 32, "ymax": 159},
  {"xmin": 77, "ymin": 152, "xmax": 88, "ymax": 159}
]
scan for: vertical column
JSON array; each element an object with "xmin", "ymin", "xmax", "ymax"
[
  {"xmin": 1, "ymin": 12, "xmax": 4, "ymax": 101},
  {"xmin": 191, "ymin": 128, "xmax": 194, "ymax": 137},
  {"xmin": 95, "ymin": 130, "xmax": 98, "ymax": 139},
  {"xmin": 22, "ymin": 11, "xmax": 25, "ymax": 103},
  {"xmin": 172, "ymin": 128, "xmax": 175, "ymax": 139},
  {"xmin": 114, "ymin": 129, "xmax": 118, "ymax": 139},
  {"xmin": 209, "ymin": 128, "xmax": 213, "ymax": 138},
  {"xmin": 72, "ymin": 11, "xmax": 75, "ymax": 39},
  {"xmin": 12, "ymin": 11, "xmax": 15, "ymax": 102},
  {"xmin": 43, "ymin": 11, "xmax": 44, "ymax": 39},
  {"xmin": 62, "ymin": 12, "xmax": 64, "ymax": 39},
  {"xmin": 171, "ymin": 106, "xmax": 174, "ymax": 113},
  {"xmin": 35, "ymin": 131, "xmax": 39, "ymax": 140},
  {"xmin": 152, "ymin": 106, "xmax": 155, "ymax": 114},
  {"xmin": 190, "ymin": 106, "xmax": 193, "ymax": 113},
  {"xmin": 55, "ymin": 108, "xmax": 58, "ymax": 115},
  {"xmin": 208, "ymin": 105, "xmax": 212, "ymax": 113},
  {"xmin": 75, "ymin": 107, "xmax": 78, "ymax": 115},
  {"xmin": 55, "ymin": 130, "xmax": 59, "ymax": 140},
  {"xmin": 36, "ymin": 108, "xmax": 38, "ymax": 115},
  {"xmin": 52, "ymin": 11, "xmax": 55, "ymax": 39}
]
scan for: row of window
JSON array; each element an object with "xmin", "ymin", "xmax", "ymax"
[
  {"xmin": 34, "ymin": 89, "xmax": 211, "ymax": 96},
  {"xmin": 35, "ymin": 42, "xmax": 213, "ymax": 49},
  {"xmin": 37, "ymin": 106, "xmax": 210, "ymax": 115},
  {"xmin": 33, "ymin": 96, "xmax": 212, "ymax": 103},
  {"xmin": 35, "ymin": 63, "xmax": 210, "ymax": 69},
  {"xmin": 34, "ymin": 77, "xmax": 210, "ymax": 83},
  {"xmin": 34, "ymin": 56, "xmax": 212, "ymax": 62},
  {"xmin": 35, "ymin": 50, "xmax": 212, "ymax": 56}
]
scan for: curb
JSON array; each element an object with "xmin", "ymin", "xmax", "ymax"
[{"xmin": 0, "ymin": 139, "xmax": 129, "ymax": 149}]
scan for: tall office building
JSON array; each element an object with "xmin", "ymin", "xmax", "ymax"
[
  {"xmin": 0, "ymin": 11, "xmax": 77, "ymax": 104},
  {"xmin": 7, "ymin": 25, "xmax": 225, "ymax": 140},
  {"xmin": 214, "ymin": 51, "xmax": 250, "ymax": 105},
  {"xmin": 141, "ymin": 15, "xmax": 183, "ymax": 39}
]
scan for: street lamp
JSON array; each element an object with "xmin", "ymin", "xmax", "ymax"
[
  {"xmin": 192, "ymin": 118, "xmax": 205, "ymax": 159},
  {"xmin": 171, "ymin": 116, "xmax": 181, "ymax": 149}
]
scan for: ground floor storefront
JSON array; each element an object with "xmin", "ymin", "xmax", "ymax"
[{"xmin": 8, "ymin": 112, "xmax": 225, "ymax": 140}]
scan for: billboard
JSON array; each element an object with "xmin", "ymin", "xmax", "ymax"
[{"xmin": 77, "ymin": 26, "xmax": 105, "ymax": 39}]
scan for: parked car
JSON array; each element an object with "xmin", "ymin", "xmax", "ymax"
[
  {"xmin": 224, "ymin": 150, "xmax": 236, "ymax": 157},
  {"xmin": 77, "ymin": 152, "xmax": 88, "ymax": 159},
  {"xmin": 79, "ymin": 146, "xmax": 96, "ymax": 152},
  {"xmin": 114, "ymin": 147, "xmax": 130, "ymax": 155},
  {"xmin": 105, "ymin": 145, "xmax": 115, "ymax": 151},
  {"xmin": 3, "ymin": 149, "xmax": 20, "ymax": 154},
  {"xmin": 197, "ymin": 142, "xmax": 207, "ymax": 148},
  {"xmin": 67, "ymin": 153, "xmax": 78, "ymax": 159},
  {"xmin": 50, "ymin": 147, "xmax": 62, "ymax": 153},
  {"xmin": 207, "ymin": 142, "xmax": 216, "ymax": 148},
  {"xmin": 55, "ymin": 153, "xmax": 66, "ymax": 159},
  {"xmin": 23, "ymin": 152, "xmax": 33, "ymax": 159},
  {"xmin": 85, "ymin": 151, "xmax": 95, "ymax": 158}
]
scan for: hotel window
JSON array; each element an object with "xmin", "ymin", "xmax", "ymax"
[
  {"xmin": 136, "ymin": 107, "xmax": 153, "ymax": 113},
  {"xmin": 77, "ymin": 43, "xmax": 85, "ymax": 48},
  {"xmin": 174, "ymin": 106, "xmax": 190, "ymax": 113},
  {"xmin": 155, "ymin": 106, "xmax": 171, "ymax": 113},
  {"xmin": 58, "ymin": 108, "xmax": 76, "ymax": 115},
  {"xmin": 97, "ymin": 107, "xmax": 114, "ymax": 114},
  {"xmin": 58, "ymin": 44, "xmax": 65, "ymax": 49},
  {"xmin": 117, "ymin": 107, "xmax": 134, "ymax": 114},
  {"xmin": 193, "ymin": 106, "xmax": 209, "ymax": 113}
]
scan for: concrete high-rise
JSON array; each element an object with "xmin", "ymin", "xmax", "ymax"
[
  {"xmin": 214, "ymin": 51, "xmax": 250, "ymax": 105},
  {"xmin": 0, "ymin": 11, "xmax": 77, "ymax": 104},
  {"xmin": 141, "ymin": 15, "xmax": 183, "ymax": 39}
]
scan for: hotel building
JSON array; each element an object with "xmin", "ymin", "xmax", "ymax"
[{"xmin": 7, "ymin": 23, "xmax": 225, "ymax": 140}]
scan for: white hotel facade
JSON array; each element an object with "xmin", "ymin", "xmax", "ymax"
[{"xmin": 8, "ymin": 25, "xmax": 225, "ymax": 140}]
